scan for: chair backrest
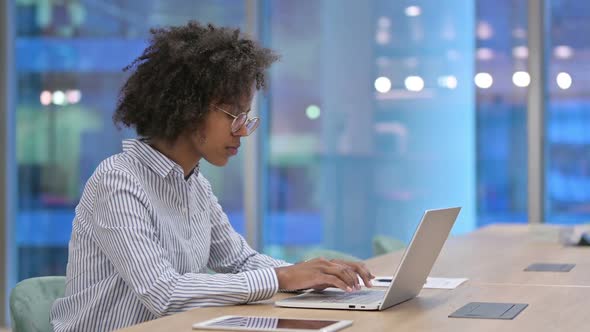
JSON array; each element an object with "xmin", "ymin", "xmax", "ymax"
[
  {"xmin": 372, "ymin": 235, "xmax": 406, "ymax": 256},
  {"xmin": 10, "ymin": 276, "xmax": 66, "ymax": 332}
]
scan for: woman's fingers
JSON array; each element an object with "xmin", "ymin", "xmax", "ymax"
[
  {"xmin": 320, "ymin": 275, "xmax": 352, "ymax": 292},
  {"xmin": 276, "ymin": 258, "xmax": 376, "ymax": 292},
  {"xmin": 321, "ymin": 264, "xmax": 358, "ymax": 290},
  {"xmin": 341, "ymin": 266, "xmax": 360, "ymax": 290},
  {"xmin": 330, "ymin": 260, "xmax": 374, "ymax": 288},
  {"xmin": 351, "ymin": 262, "xmax": 374, "ymax": 288}
]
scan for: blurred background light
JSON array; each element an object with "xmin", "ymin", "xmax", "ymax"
[
  {"xmin": 438, "ymin": 75, "xmax": 458, "ymax": 89},
  {"xmin": 404, "ymin": 76, "xmax": 424, "ymax": 92},
  {"xmin": 476, "ymin": 47, "xmax": 494, "ymax": 61},
  {"xmin": 512, "ymin": 46, "xmax": 528, "ymax": 59},
  {"xmin": 305, "ymin": 105, "xmax": 321, "ymax": 120},
  {"xmin": 405, "ymin": 6, "xmax": 421, "ymax": 17},
  {"xmin": 476, "ymin": 21, "xmax": 493, "ymax": 39},
  {"xmin": 474, "ymin": 72, "xmax": 493, "ymax": 89},
  {"xmin": 375, "ymin": 76, "xmax": 392, "ymax": 93},
  {"xmin": 512, "ymin": 71, "xmax": 530, "ymax": 87},
  {"xmin": 66, "ymin": 89, "xmax": 82, "ymax": 104},
  {"xmin": 554, "ymin": 45, "xmax": 574, "ymax": 59},
  {"xmin": 40, "ymin": 90, "xmax": 52, "ymax": 106},
  {"xmin": 52, "ymin": 90, "xmax": 66, "ymax": 105},
  {"xmin": 556, "ymin": 72, "xmax": 572, "ymax": 90}
]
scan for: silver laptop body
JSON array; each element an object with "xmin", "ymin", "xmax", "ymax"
[{"xmin": 275, "ymin": 207, "xmax": 461, "ymax": 311}]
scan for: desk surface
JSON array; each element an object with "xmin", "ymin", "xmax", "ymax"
[
  {"xmin": 120, "ymin": 284, "xmax": 587, "ymax": 332},
  {"xmin": 118, "ymin": 224, "xmax": 590, "ymax": 331},
  {"xmin": 367, "ymin": 224, "xmax": 590, "ymax": 286}
]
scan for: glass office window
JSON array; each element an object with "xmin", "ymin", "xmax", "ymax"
[
  {"xmin": 263, "ymin": 0, "xmax": 476, "ymax": 261},
  {"xmin": 14, "ymin": 0, "xmax": 246, "ymax": 281},
  {"xmin": 546, "ymin": 1, "xmax": 590, "ymax": 223},
  {"xmin": 475, "ymin": 0, "xmax": 528, "ymax": 226}
]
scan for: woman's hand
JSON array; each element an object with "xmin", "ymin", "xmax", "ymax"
[{"xmin": 274, "ymin": 258, "xmax": 375, "ymax": 292}]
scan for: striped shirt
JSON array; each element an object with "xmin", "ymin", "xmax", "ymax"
[{"xmin": 50, "ymin": 139, "xmax": 288, "ymax": 332}]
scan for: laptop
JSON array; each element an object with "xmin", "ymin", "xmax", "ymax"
[{"xmin": 275, "ymin": 207, "xmax": 461, "ymax": 311}]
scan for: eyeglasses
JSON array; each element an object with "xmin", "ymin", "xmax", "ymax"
[{"xmin": 213, "ymin": 105, "xmax": 260, "ymax": 136}]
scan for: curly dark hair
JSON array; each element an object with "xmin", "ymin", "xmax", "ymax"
[{"xmin": 113, "ymin": 21, "xmax": 279, "ymax": 141}]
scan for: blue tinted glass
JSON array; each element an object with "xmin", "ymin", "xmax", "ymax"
[
  {"xmin": 264, "ymin": 0, "xmax": 476, "ymax": 261},
  {"xmin": 546, "ymin": 1, "xmax": 590, "ymax": 224},
  {"xmin": 476, "ymin": 0, "xmax": 528, "ymax": 226}
]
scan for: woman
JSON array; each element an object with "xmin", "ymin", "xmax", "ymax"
[{"xmin": 50, "ymin": 21, "xmax": 374, "ymax": 332}]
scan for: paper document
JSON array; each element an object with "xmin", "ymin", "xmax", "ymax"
[
  {"xmin": 423, "ymin": 277, "xmax": 468, "ymax": 289},
  {"xmin": 363, "ymin": 276, "xmax": 468, "ymax": 289}
]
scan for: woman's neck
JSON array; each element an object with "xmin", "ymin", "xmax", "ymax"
[{"xmin": 149, "ymin": 136, "xmax": 200, "ymax": 177}]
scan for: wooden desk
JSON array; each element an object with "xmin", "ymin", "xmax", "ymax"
[
  {"xmin": 440, "ymin": 224, "xmax": 590, "ymax": 286},
  {"xmin": 368, "ymin": 224, "xmax": 590, "ymax": 286},
  {"xmin": 118, "ymin": 224, "xmax": 590, "ymax": 331},
  {"xmin": 119, "ymin": 284, "xmax": 587, "ymax": 331}
]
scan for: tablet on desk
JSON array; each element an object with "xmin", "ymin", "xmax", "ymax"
[{"xmin": 192, "ymin": 315, "xmax": 352, "ymax": 332}]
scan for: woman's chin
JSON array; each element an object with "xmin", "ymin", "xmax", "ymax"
[{"xmin": 205, "ymin": 157, "xmax": 229, "ymax": 167}]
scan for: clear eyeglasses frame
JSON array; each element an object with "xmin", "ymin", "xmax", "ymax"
[{"xmin": 213, "ymin": 105, "xmax": 260, "ymax": 135}]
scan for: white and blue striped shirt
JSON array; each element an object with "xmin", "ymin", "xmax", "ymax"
[{"xmin": 50, "ymin": 139, "xmax": 288, "ymax": 332}]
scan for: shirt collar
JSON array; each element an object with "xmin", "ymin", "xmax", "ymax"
[
  {"xmin": 184, "ymin": 165, "xmax": 200, "ymax": 180},
  {"xmin": 122, "ymin": 139, "xmax": 182, "ymax": 178}
]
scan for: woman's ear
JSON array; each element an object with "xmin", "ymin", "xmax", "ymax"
[
  {"xmin": 198, "ymin": 132, "xmax": 208, "ymax": 144},
  {"xmin": 187, "ymin": 122, "xmax": 208, "ymax": 145}
]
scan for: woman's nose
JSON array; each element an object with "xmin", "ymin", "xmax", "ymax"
[{"xmin": 233, "ymin": 125, "xmax": 249, "ymax": 137}]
